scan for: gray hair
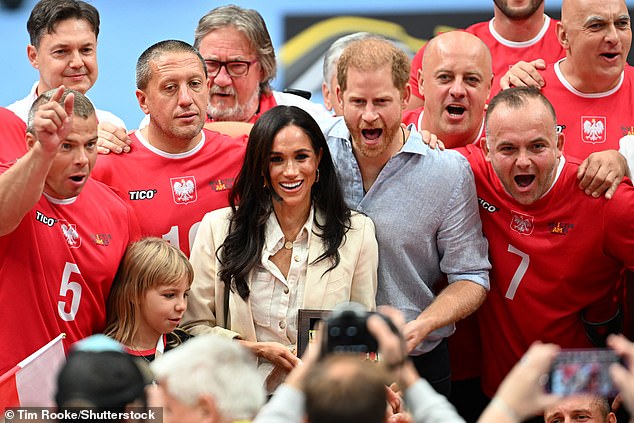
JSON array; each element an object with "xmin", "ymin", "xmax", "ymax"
[
  {"xmin": 323, "ymin": 32, "xmax": 377, "ymax": 89},
  {"xmin": 151, "ymin": 335, "xmax": 265, "ymax": 421},
  {"xmin": 136, "ymin": 39, "xmax": 207, "ymax": 90},
  {"xmin": 27, "ymin": 88, "xmax": 95, "ymax": 134},
  {"xmin": 194, "ymin": 5, "xmax": 276, "ymax": 94}
]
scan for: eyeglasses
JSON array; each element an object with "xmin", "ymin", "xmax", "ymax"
[{"xmin": 204, "ymin": 59, "xmax": 256, "ymax": 78}]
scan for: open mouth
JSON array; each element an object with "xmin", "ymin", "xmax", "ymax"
[
  {"xmin": 69, "ymin": 175, "xmax": 85, "ymax": 183},
  {"xmin": 514, "ymin": 175, "xmax": 535, "ymax": 187},
  {"xmin": 601, "ymin": 53, "xmax": 619, "ymax": 59},
  {"xmin": 362, "ymin": 128, "xmax": 382, "ymax": 140},
  {"xmin": 446, "ymin": 105, "xmax": 466, "ymax": 116},
  {"xmin": 280, "ymin": 181, "xmax": 303, "ymax": 190}
]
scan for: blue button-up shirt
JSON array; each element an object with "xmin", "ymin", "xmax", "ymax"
[{"xmin": 326, "ymin": 119, "xmax": 490, "ymax": 354}]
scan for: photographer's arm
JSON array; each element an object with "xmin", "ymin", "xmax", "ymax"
[
  {"xmin": 402, "ymin": 281, "xmax": 486, "ymax": 352},
  {"xmin": 368, "ymin": 309, "xmax": 465, "ymax": 423},
  {"xmin": 477, "ymin": 342, "xmax": 561, "ymax": 423}
]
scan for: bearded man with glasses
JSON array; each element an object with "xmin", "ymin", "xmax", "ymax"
[{"xmin": 193, "ymin": 5, "xmax": 331, "ymax": 125}]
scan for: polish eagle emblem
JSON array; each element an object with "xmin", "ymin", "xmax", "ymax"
[
  {"xmin": 582, "ymin": 117, "xmax": 606, "ymax": 143},
  {"xmin": 60, "ymin": 221, "xmax": 81, "ymax": 248},
  {"xmin": 170, "ymin": 176, "xmax": 198, "ymax": 204}
]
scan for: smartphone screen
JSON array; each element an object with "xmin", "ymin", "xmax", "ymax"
[{"xmin": 547, "ymin": 348, "xmax": 621, "ymax": 397}]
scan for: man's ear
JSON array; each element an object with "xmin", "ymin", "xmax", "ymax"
[
  {"xmin": 197, "ymin": 394, "xmax": 220, "ymax": 423},
  {"xmin": 481, "ymin": 136, "xmax": 492, "ymax": 162},
  {"xmin": 556, "ymin": 21, "xmax": 569, "ymax": 49},
  {"xmin": 417, "ymin": 68, "xmax": 425, "ymax": 99},
  {"xmin": 27, "ymin": 45, "xmax": 39, "ymax": 69},
  {"xmin": 401, "ymin": 84, "xmax": 411, "ymax": 110},
  {"xmin": 556, "ymin": 131, "xmax": 565, "ymax": 158},
  {"xmin": 336, "ymin": 85, "xmax": 344, "ymax": 111},
  {"xmin": 322, "ymin": 82, "xmax": 333, "ymax": 112},
  {"xmin": 26, "ymin": 131, "xmax": 37, "ymax": 150},
  {"xmin": 136, "ymin": 89, "xmax": 149, "ymax": 115}
]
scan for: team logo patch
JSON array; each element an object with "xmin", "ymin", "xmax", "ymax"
[
  {"xmin": 59, "ymin": 220, "xmax": 81, "ymax": 248},
  {"xmin": 581, "ymin": 116, "xmax": 606, "ymax": 144},
  {"xmin": 94, "ymin": 233, "xmax": 112, "ymax": 246},
  {"xmin": 510, "ymin": 211, "xmax": 534, "ymax": 235},
  {"xmin": 548, "ymin": 222, "xmax": 574, "ymax": 235},
  {"xmin": 210, "ymin": 178, "xmax": 235, "ymax": 192},
  {"xmin": 171, "ymin": 176, "xmax": 197, "ymax": 205}
]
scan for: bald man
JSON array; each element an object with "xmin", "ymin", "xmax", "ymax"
[
  {"xmin": 502, "ymin": 0, "xmax": 634, "ymax": 162},
  {"xmin": 407, "ymin": 0, "xmax": 565, "ymax": 109},
  {"xmin": 402, "ymin": 31, "xmax": 493, "ymax": 148}
]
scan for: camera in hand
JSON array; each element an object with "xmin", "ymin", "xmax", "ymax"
[{"xmin": 322, "ymin": 302, "xmax": 398, "ymax": 356}]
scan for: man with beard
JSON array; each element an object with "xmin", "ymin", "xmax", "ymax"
[
  {"xmin": 407, "ymin": 0, "xmax": 564, "ymax": 109},
  {"xmin": 91, "ymin": 40, "xmax": 245, "ymax": 257},
  {"xmin": 326, "ymin": 37, "xmax": 491, "ymax": 398},
  {"xmin": 193, "ymin": 5, "xmax": 330, "ymax": 124}
]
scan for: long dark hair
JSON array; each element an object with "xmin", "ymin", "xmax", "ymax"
[{"xmin": 218, "ymin": 105, "xmax": 351, "ymax": 300}]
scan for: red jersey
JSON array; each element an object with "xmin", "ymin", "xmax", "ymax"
[
  {"xmin": 0, "ymin": 107, "xmax": 26, "ymax": 164},
  {"xmin": 0, "ymin": 174, "xmax": 139, "ymax": 373},
  {"xmin": 91, "ymin": 129, "xmax": 245, "ymax": 257},
  {"xmin": 540, "ymin": 61, "xmax": 634, "ymax": 160},
  {"xmin": 408, "ymin": 16, "xmax": 565, "ymax": 100},
  {"xmin": 461, "ymin": 144, "xmax": 634, "ymax": 397}
]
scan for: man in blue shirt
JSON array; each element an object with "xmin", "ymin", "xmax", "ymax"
[{"xmin": 325, "ymin": 37, "xmax": 491, "ymax": 396}]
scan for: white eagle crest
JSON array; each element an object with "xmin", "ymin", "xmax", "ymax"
[
  {"xmin": 511, "ymin": 214, "xmax": 533, "ymax": 234},
  {"xmin": 61, "ymin": 223, "xmax": 79, "ymax": 246},
  {"xmin": 583, "ymin": 119, "xmax": 605, "ymax": 142},
  {"xmin": 173, "ymin": 179, "xmax": 195, "ymax": 202}
]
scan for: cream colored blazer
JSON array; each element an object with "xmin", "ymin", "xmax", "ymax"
[{"xmin": 183, "ymin": 207, "xmax": 378, "ymax": 341}]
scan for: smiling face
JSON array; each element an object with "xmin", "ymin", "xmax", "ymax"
[
  {"xmin": 340, "ymin": 64, "xmax": 409, "ymax": 164},
  {"xmin": 138, "ymin": 277, "xmax": 189, "ymax": 344},
  {"xmin": 28, "ymin": 18, "xmax": 98, "ymax": 95},
  {"xmin": 28, "ymin": 113, "xmax": 98, "ymax": 199},
  {"xmin": 558, "ymin": 0, "xmax": 631, "ymax": 92},
  {"xmin": 198, "ymin": 26, "xmax": 263, "ymax": 122},
  {"xmin": 268, "ymin": 124, "xmax": 322, "ymax": 214},
  {"xmin": 420, "ymin": 31, "xmax": 492, "ymax": 148},
  {"xmin": 136, "ymin": 51, "xmax": 209, "ymax": 152},
  {"xmin": 484, "ymin": 95, "xmax": 563, "ymax": 205}
]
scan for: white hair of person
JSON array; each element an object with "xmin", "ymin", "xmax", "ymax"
[
  {"xmin": 151, "ymin": 335, "xmax": 265, "ymax": 420},
  {"xmin": 322, "ymin": 32, "xmax": 379, "ymax": 90}
]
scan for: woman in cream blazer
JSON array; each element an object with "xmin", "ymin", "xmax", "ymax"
[{"xmin": 183, "ymin": 106, "xmax": 378, "ymax": 390}]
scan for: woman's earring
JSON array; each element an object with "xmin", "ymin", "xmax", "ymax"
[{"xmin": 315, "ymin": 169, "xmax": 320, "ymax": 183}]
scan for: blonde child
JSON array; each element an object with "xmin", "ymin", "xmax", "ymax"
[{"xmin": 105, "ymin": 237, "xmax": 193, "ymax": 361}]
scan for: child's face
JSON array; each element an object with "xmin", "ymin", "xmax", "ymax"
[{"xmin": 139, "ymin": 276, "xmax": 190, "ymax": 340}]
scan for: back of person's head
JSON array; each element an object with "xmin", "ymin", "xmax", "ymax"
[
  {"xmin": 322, "ymin": 32, "xmax": 377, "ymax": 90},
  {"xmin": 337, "ymin": 38, "xmax": 410, "ymax": 95},
  {"xmin": 194, "ymin": 4, "xmax": 276, "ymax": 93},
  {"xmin": 151, "ymin": 335, "xmax": 265, "ymax": 422},
  {"xmin": 55, "ymin": 335, "xmax": 152, "ymax": 421},
  {"xmin": 27, "ymin": 0, "xmax": 99, "ymax": 49},
  {"xmin": 105, "ymin": 237, "xmax": 194, "ymax": 346},
  {"xmin": 136, "ymin": 39, "xmax": 206, "ymax": 90},
  {"xmin": 304, "ymin": 355, "xmax": 390, "ymax": 423},
  {"xmin": 27, "ymin": 88, "xmax": 95, "ymax": 135}
]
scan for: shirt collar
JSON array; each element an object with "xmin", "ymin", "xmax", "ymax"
[{"xmin": 263, "ymin": 206, "xmax": 315, "ymax": 253}]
